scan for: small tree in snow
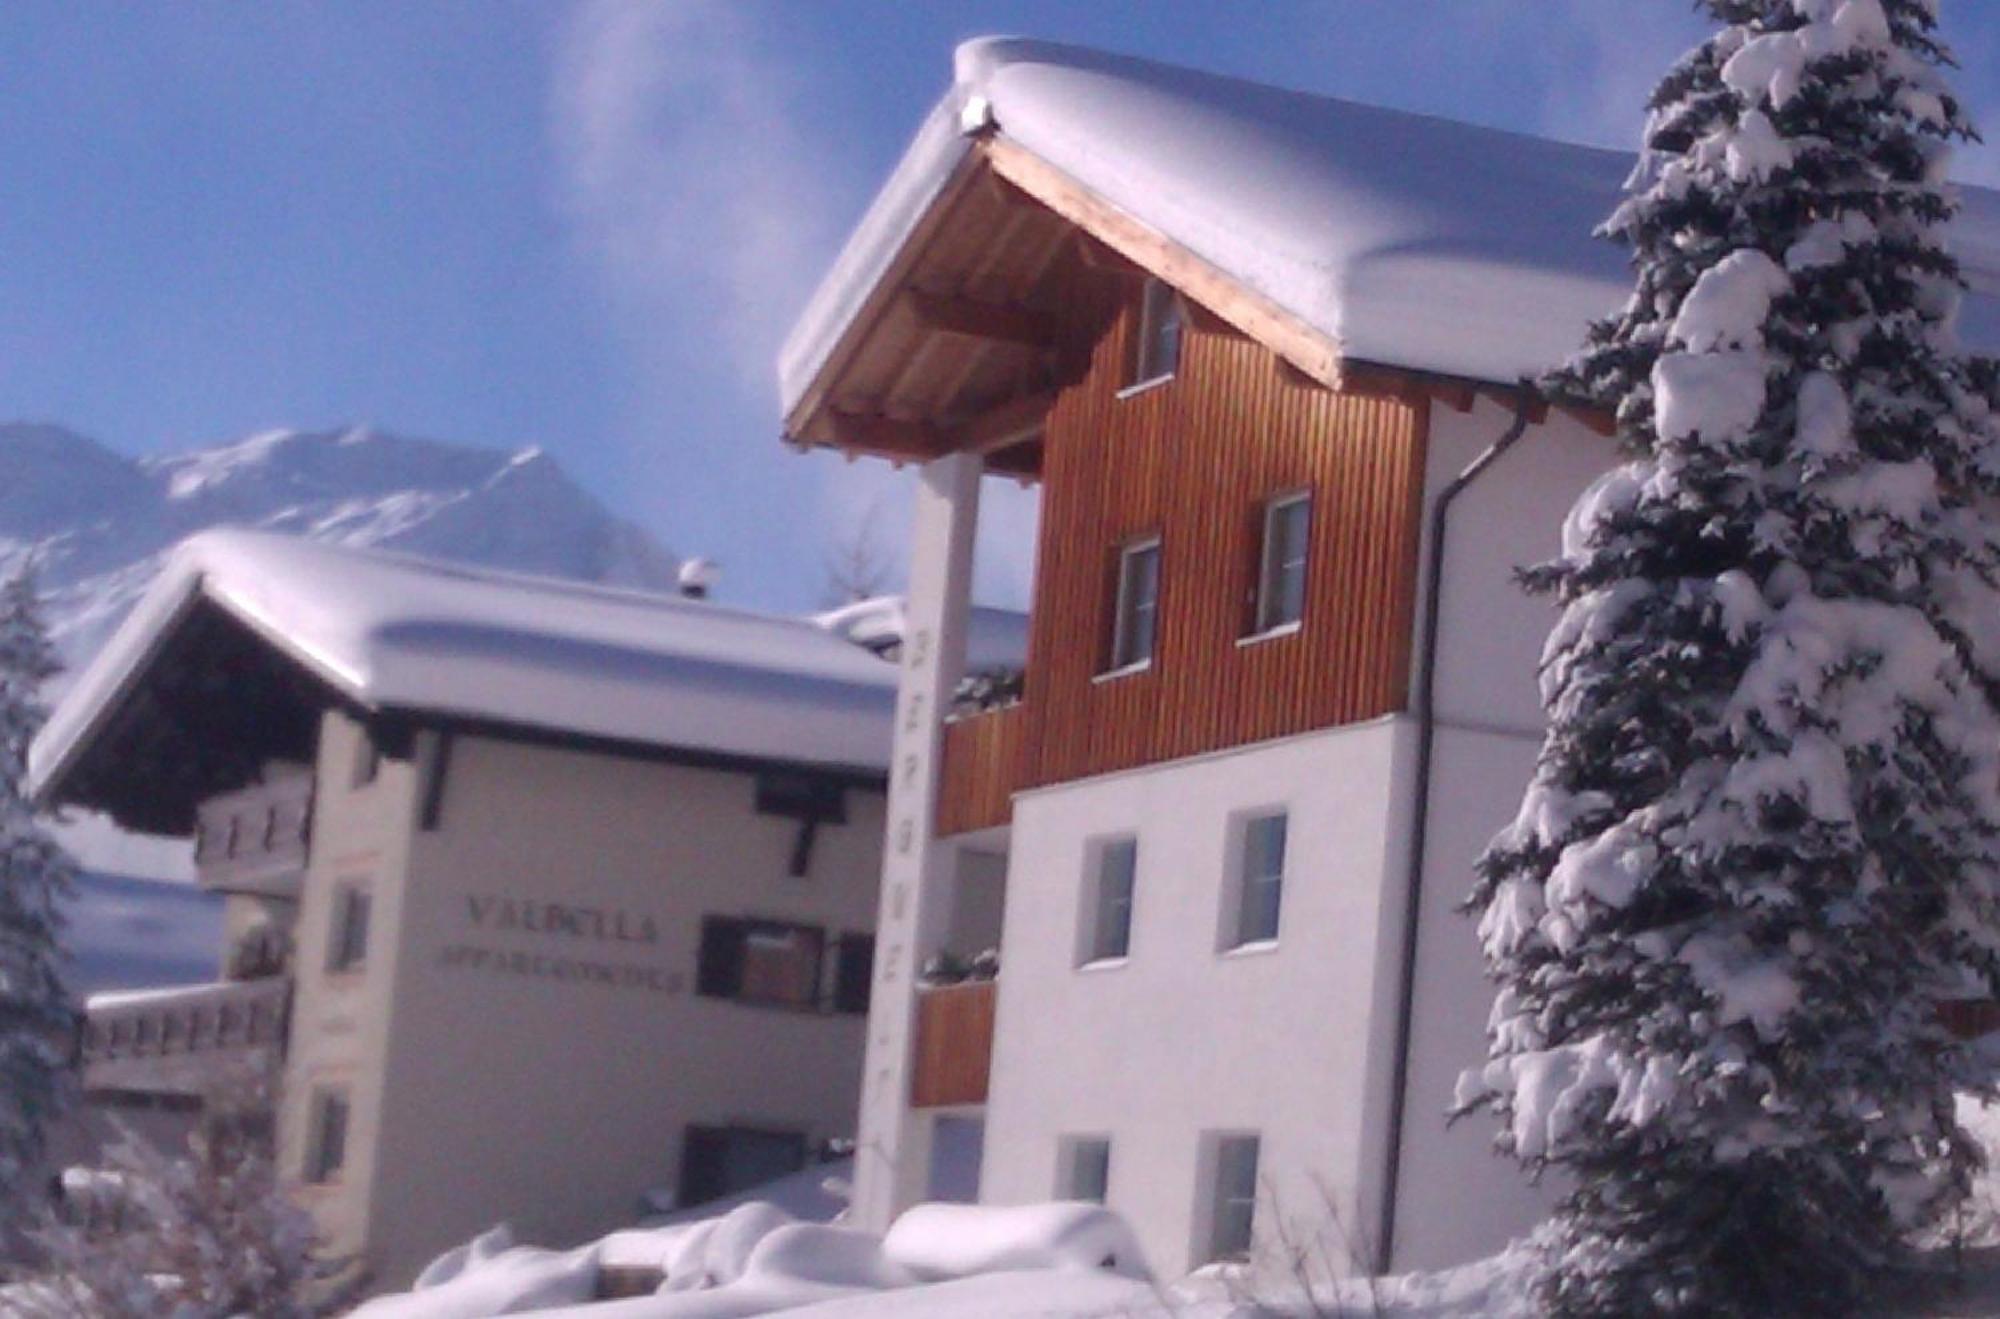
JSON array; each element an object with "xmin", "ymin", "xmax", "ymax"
[
  {"xmin": 1459, "ymin": 2, "xmax": 2000, "ymax": 1314},
  {"xmin": 0, "ymin": 563, "xmax": 74, "ymax": 1227},
  {"xmin": 27, "ymin": 1067, "xmax": 348, "ymax": 1318}
]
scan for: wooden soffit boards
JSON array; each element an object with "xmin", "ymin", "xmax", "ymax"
[{"xmin": 980, "ymin": 136, "xmax": 1345, "ymax": 392}]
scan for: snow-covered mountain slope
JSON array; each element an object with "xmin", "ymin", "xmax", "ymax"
[{"xmin": 0, "ymin": 422, "xmax": 682, "ymax": 671}]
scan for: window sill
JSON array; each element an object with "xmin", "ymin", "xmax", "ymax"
[
  {"xmin": 1219, "ymin": 939, "xmax": 1280, "ymax": 960},
  {"xmin": 1076, "ymin": 956, "xmax": 1130, "ymax": 974},
  {"xmin": 1236, "ymin": 621, "xmax": 1303, "ymax": 648},
  {"xmin": 1115, "ymin": 374, "xmax": 1175, "ymax": 401},
  {"xmin": 1093, "ymin": 659, "xmax": 1153, "ymax": 684}
]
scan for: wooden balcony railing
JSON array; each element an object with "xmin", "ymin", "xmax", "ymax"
[
  {"xmin": 937, "ymin": 703, "xmax": 1025, "ymax": 837},
  {"xmin": 911, "ymin": 978, "xmax": 997, "ymax": 1108},
  {"xmin": 79, "ymin": 977, "xmax": 292, "ymax": 1098},
  {"xmin": 194, "ymin": 774, "xmax": 313, "ymax": 897}
]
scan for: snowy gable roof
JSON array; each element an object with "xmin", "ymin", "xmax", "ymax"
[
  {"xmin": 32, "ymin": 530, "xmax": 897, "ymax": 814},
  {"xmin": 780, "ymin": 37, "xmax": 2000, "ymax": 413},
  {"xmin": 815, "ymin": 595, "xmax": 1031, "ymax": 673}
]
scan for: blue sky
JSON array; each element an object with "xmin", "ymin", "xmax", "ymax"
[{"xmin": 7, "ymin": 3, "xmax": 2000, "ymax": 611}]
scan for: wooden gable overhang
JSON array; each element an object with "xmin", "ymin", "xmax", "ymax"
[
  {"xmin": 48, "ymin": 598, "xmax": 336, "ymax": 836},
  {"xmin": 781, "ymin": 133, "xmax": 1612, "ymax": 476}
]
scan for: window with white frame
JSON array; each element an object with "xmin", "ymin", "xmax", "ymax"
[
  {"xmin": 1254, "ymin": 491, "xmax": 1312, "ymax": 633},
  {"xmin": 1205, "ymin": 1133, "xmax": 1261, "ymax": 1261},
  {"xmin": 1059, "ymin": 1135, "xmax": 1112, "ymax": 1204},
  {"xmin": 1108, "ymin": 537, "xmax": 1161, "ymax": 672},
  {"xmin": 1080, "ymin": 836, "xmax": 1138, "ymax": 964},
  {"xmin": 327, "ymin": 885, "xmax": 371, "ymax": 974},
  {"xmin": 1129, "ymin": 277, "xmax": 1184, "ymax": 387},
  {"xmin": 306, "ymin": 1088, "xmax": 350, "ymax": 1184},
  {"xmin": 1228, "ymin": 811, "xmax": 1288, "ymax": 948}
]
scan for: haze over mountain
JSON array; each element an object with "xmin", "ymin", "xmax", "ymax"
[
  {"xmin": 0, "ymin": 421, "xmax": 684, "ymax": 671},
  {"xmin": 3, "ymin": 420, "xmax": 686, "ymax": 899}
]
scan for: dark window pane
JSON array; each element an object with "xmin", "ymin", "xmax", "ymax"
[
  {"xmin": 1092, "ymin": 839, "xmax": 1137, "ymax": 961},
  {"xmin": 1210, "ymin": 1135, "xmax": 1259, "ymax": 1260},
  {"xmin": 1067, "ymin": 1137, "xmax": 1112, "ymax": 1203},
  {"xmin": 1236, "ymin": 814, "xmax": 1287, "ymax": 945},
  {"xmin": 679, "ymin": 1126, "xmax": 807, "ymax": 1207}
]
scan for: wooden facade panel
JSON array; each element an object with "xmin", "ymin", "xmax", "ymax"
[
  {"xmin": 1013, "ymin": 254, "xmax": 1429, "ymax": 791},
  {"xmin": 937, "ymin": 704, "xmax": 1024, "ymax": 836},
  {"xmin": 910, "ymin": 979, "xmax": 997, "ymax": 1108}
]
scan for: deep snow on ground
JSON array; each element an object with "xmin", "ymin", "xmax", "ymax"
[
  {"xmin": 348, "ymin": 1198, "xmax": 1536, "ymax": 1319},
  {"xmin": 345, "ymin": 1115, "xmax": 2000, "ymax": 1319}
]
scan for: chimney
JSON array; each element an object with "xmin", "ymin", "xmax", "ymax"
[{"xmin": 677, "ymin": 557, "xmax": 718, "ymax": 601}]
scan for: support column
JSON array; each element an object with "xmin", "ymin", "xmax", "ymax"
[{"xmin": 849, "ymin": 451, "xmax": 982, "ymax": 1233}]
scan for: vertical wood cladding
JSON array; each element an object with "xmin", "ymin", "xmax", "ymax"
[
  {"xmin": 936, "ymin": 703, "xmax": 1024, "ymax": 837},
  {"xmin": 910, "ymin": 979, "xmax": 997, "ymax": 1108},
  {"xmin": 1013, "ymin": 254, "xmax": 1429, "ymax": 794}
]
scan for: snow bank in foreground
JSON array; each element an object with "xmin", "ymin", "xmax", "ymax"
[
  {"xmin": 881, "ymin": 1201, "xmax": 1148, "ymax": 1279},
  {"xmin": 349, "ymin": 1234, "xmax": 599, "ymax": 1317},
  {"xmin": 354, "ymin": 1197, "xmax": 1545, "ymax": 1319}
]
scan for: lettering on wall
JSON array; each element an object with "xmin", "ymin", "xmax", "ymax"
[
  {"xmin": 434, "ymin": 943, "xmax": 684, "ymax": 994},
  {"xmin": 435, "ymin": 892, "xmax": 678, "ymax": 994},
  {"xmin": 465, "ymin": 893, "xmax": 661, "ymax": 944}
]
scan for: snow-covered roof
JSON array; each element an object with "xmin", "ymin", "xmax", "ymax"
[
  {"xmin": 780, "ymin": 37, "xmax": 2000, "ymax": 409},
  {"xmin": 815, "ymin": 596, "xmax": 1031, "ymax": 673},
  {"xmin": 32, "ymin": 530, "xmax": 898, "ymax": 809}
]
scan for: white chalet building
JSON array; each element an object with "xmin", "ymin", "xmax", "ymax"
[
  {"xmin": 776, "ymin": 38, "xmax": 2000, "ymax": 1280},
  {"xmin": 30, "ymin": 530, "xmax": 900, "ymax": 1290}
]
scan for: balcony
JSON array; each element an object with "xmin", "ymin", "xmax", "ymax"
[
  {"xmin": 910, "ymin": 978, "xmax": 997, "ymax": 1108},
  {"xmin": 193, "ymin": 773, "xmax": 313, "ymax": 897},
  {"xmin": 78, "ymin": 977, "xmax": 292, "ymax": 1099},
  {"xmin": 937, "ymin": 703, "xmax": 1025, "ymax": 837}
]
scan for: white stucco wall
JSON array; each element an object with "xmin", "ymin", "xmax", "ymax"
[
  {"xmin": 281, "ymin": 711, "xmax": 417, "ymax": 1266},
  {"xmin": 982, "ymin": 721, "xmax": 1412, "ymax": 1279},
  {"xmin": 360, "ymin": 734, "xmax": 884, "ymax": 1287},
  {"xmin": 1383, "ymin": 394, "xmax": 1614, "ymax": 1268},
  {"xmin": 1418, "ymin": 397, "xmax": 1614, "ymax": 735},
  {"xmin": 1390, "ymin": 725, "xmax": 1555, "ymax": 1270}
]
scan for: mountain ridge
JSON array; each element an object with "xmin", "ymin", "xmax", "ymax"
[{"xmin": 0, "ymin": 420, "xmax": 683, "ymax": 671}]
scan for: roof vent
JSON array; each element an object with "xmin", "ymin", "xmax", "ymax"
[{"xmin": 678, "ymin": 557, "xmax": 718, "ymax": 601}]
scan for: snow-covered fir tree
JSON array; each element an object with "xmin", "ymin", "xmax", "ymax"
[
  {"xmin": 1457, "ymin": 2, "xmax": 2000, "ymax": 1314},
  {"xmin": 0, "ymin": 563, "xmax": 74, "ymax": 1227}
]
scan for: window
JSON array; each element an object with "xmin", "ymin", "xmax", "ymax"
[
  {"xmin": 697, "ymin": 916, "xmax": 826, "ymax": 1010},
  {"xmin": 1059, "ymin": 1135, "xmax": 1112, "ymax": 1204},
  {"xmin": 1254, "ymin": 492, "xmax": 1312, "ymax": 634},
  {"xmin": 679, "ymin": 1125, "xmax": 808, "ymax": 1208},
  {"xmin": 1080, "ymin": 837, "xmax": 1137, "ymax": 965},
  {"xmin": 1228, "ymin": 812, "xmax": 1288, "ymax": 948},
  {"xmin": 327, "ymin": 886, "xmax": 371, "ymax": 974},
  {"xmin": 1205, "ymin": 1134, "xmax": 1261, "ymax": 1262},
  {"xmin": 1129, "ymin": 277, "xmax": 1183, "ymax": 387},
  {"xmin": 306, "ymin": 1089, "xmax": 350, "ymax": 1184},
  {"xmin": 1108, "ymin": 538, "xmax": 1161, "ymax": 672}
]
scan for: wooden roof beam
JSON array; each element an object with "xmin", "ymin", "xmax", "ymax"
[
  {"xmin": 904, "ymin": 289, "xmax": 1054, "ymax": 350},
  {"xmin": 948, "ymin": 389, "xmax": 1057, "ymax": 455}
]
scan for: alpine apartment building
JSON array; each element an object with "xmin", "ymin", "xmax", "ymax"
[
  {"xmin": 776, "ymin": 38, "xmax": 2000, "ymax": 1279},
  {"xmin": 30, "ymin": 530, "xmax": 900, "ymax": 1289}
]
